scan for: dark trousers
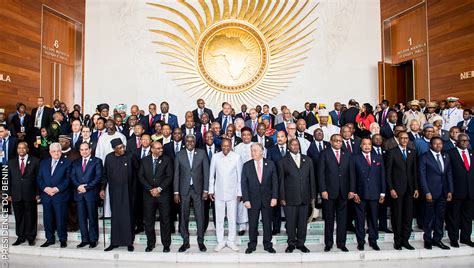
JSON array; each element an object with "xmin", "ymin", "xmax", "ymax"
[
  {"xmin": 446, "ymin": 198, "xmax": 474, "ymax": 242},
  {"xmin": 203, "ymin": 199, "xmax": 216, "ymax": 233},
  {"xmin": 77, "ymin": 200, "xmax": 99, "ymax": 243},
  {"xmin": 347, "ymin": 200, "xmax": 356, "ymax": 228},
  {"xmin": 391, "ymin": 191, "xmax": 413, "ymax": 246},
  {"xmin": 180, "ymin": 186, "xmax": 204, "ymax": 244},
  {"xmin": 248, "ymin": 206, "xmax": 273, "ymax": 250},
  {"xmin": 355, "ymin": 199, "xmax": 379, "ymax": 244},
  {"xmin": 284, "ymin": 204, "xmax": 308, "ymax": 247},
  {"xmin": 135, "ymin": 182, "xmax": 144, "ymax": 231},
  {"xmin": 67, "ymin": 200, "xmax": 79, "ymax": 231},
  {"xmin": 143, "ymin": 193, "xmax": 171, "ymax": 247},
  {"xmin": 414, "ymin": 197, "xmax": 424, "ymax": 228},
  {"xmin": 272, "ymin": 203, "xmax": 282, "ymax": 233},
  {"xmin": 323, "ymin": 196, "xmax": 347, "ymax": 247},
  {"xmin": 378, "ymin": 196, "xmax": 390, "ymax": 229},
  {"xmin": 12, "ymin": 201, "xmax": 37, "ymax": 241},
  {"xmin": 423, "ymin": 198, "xmax": 446, "ymax": 243},
  {"xmin": 43, "ymin": 201, "xmax": 68, "ymax": 242}
]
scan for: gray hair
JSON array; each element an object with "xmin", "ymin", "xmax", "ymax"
[
  {"xmin": 185, "ymin": 134, "xmax": 196, "ymax": 141},
  {"xmin": 251, "ymin": 142, "xmax": 264, "ymax": 153},
  {"xmin": 49, "ymin": 142, "xmax": 62, "ymax": 152}
]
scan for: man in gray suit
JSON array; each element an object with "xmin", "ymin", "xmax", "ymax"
[{"xmin": 173, "ymin": 134, "xmax": 210, "ymax": 252}]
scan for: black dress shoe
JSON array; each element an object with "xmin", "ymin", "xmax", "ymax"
[
  {"xmin": 128, "ymin": 245, "xmax": 134, "ymax": 252},
  {"xmin": 145, "ymin": 246, "xmax": 154, "ymax": 252},
  {"xmin": 347, "ymin": 225, "xmax": 356, "ymax": 233},
  {"xmin": 337, "ymin": 245, "xmax": 349, "ymax": 252},
  {"xmin": 163, "ymin": 246, "xmax": 170, "ymax": 252},
  {"xmin": 369, "ymin": 242, "xmax": 380, "ymax": 251},
  {"xmin": 77, "ymin": 242, "xmax": 90, "ymax": 248},
  {"xmin": 272, "ymin": 230, "xmax": 280, "ymax": 235},
  {"xmin": 424, "ymin": 242, "xmax": 432, "ymax": 250},
  {"xmin": 28, "ymin": 240, "xmax": 36, "ymax": 246},
  {"xmin": 460, "ymin": 240, "xmax": 474, "ymax": 247},
  {"xmin": 432, "ymin": 241, "xmax": 450, "ymax": 250},
  {"xmin": 450, "ymin": 240, "xmax": 459, "ymax": 248},
  {"xmin": 357, "ymin": 244, "xmax": 364, "ymax": 251},
  {"xmin": 198, "ymin": 243, "xmax": 207, "ymax": 252},
  {"xmin": 134, "ymin": 228, "xmax": 144, "ymax": 234},
  {"xmin": 379, "ymin": 227, "xmax": 393, "ymax": 233},
  {"xmin": 264, "ymin": 247, "xmax": 276, "ymax": 253},
  {"xmin": 40, "ymin": 241, "xmax": 55, "ymax": 247},
  {"xmin": 245, "ymin": 247, "xmax": 255, "ymax": 254},
  {"xmin": 12, "ymin": 239, "xmax": 25, "ymax": 246},
  {"xmin": 393, "ymin": 243, "xmax": 402, "ymax": 250},
  {"xmin": 178, "ymin": 243, "xmax": 190, "ymax": 252},
  {"xmin": 285, "ymin": 245, "xmax": 295, "ymax": 253},
  {"xmin": 238, "ymin": 230, "xmax": 245, "ymax": 236},
  {"xmin": 104, "ymin": 245, "xmax": 118, "ymax": 251},
  {"xmin": 402, "ymin": 242, "xmax": 415, "ymax": 250},
  {"xmin": 296, "ymin": 245, "xmax": 310, "ymax": 253},
  {"xmin": 60, "ymin": 241, "xmax": 67, "ymax": 248},
  {"xmin": 89, "ymin": 242, "xmax": 97, "ymax": 248},
  {"xmin": 324, "ymin": 245, "xmax": 332, "ymax": 252}
]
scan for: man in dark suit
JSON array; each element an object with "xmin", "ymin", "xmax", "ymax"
[
  {"xmin": 10, "ymin": 103, "xmax": 33, "ymax": 142},
  {"xmin": 380, "ymin": 111, "xmax": 398, "ymax": 140},
  {"xmin": 279, "ymin": 138, "xmax": 315, "ymax": 253},
  {"xmin": 8, "ymin": 142, "xmax": 40, "ymax": 246},
  {"xmin": 318, "ymin": 134, "xmax": 355, "ymax": 252},
  {"xmin": 241, "ymin": 143, "xmax": 278, "ymax": 254},
  {"xmin": 37, "ymin": 142, "xmax": 72, "ymax": 248},
  {"xmin": 1, "ymin": 124, "xmax": 18, "ymax": 165},
  {"xmin": 419, "ymin": 137, "xmax": 453, "ymax": 250},
  {"xmin": 446, "ymin": 133, "xmax": 474, "ymax": 248},
  {"xmin": 126, "ymin": 123, "xmax": 145, "ymax": 158},
  {"xmin": 138, "ymin": 141, "xmax": 173, "ymax": 252},
  {"xmin": 329, "ymin": 102, "xmax": 342, "ymax": 127},
  {"xmin": 341, "ymin": 125, "xmax": 360, "ymax": 155},
  {"xmin": 70, "ymin": 142, "xmax": 103, "ymax": 248},
  {"xmin": 443, "ymin": 126, "xmax": 460, "ymax": 152},
  {"xmin": 234, "ymin": 104, "xmax": 249, "ymax": 121},
  {"xmin": 299, "ymin": 102, "xmax": 317, "ymax": 128},
  {"xmin": 377, "ymin": 100, "xmax": 394, "ymax": 127},
  {"xmin": 69, "ymin": 119, "xmax": 82, "ymax": 151},
  {"xmin": 90, "ymin": 117, "xmax": 106, "ymax": 142},
  {"xmin": 225, "ymin": 124, "xmax": 242, "ymax": 148},
  {"xmin": 340, "ymin": 99, "xmax": 359, "ymax": 128},
  {"xmin": 181, "ymin": 116, "xmax": 203, "ymax": 148},
  {"xmin": 382, "ymin": 125, "xmax": 415, "ymax": 151},
  {"xmin": 192, "ymin": 98, "xmax": 215, "ymax": 123},
  {"xmin": 31, "ymin": 97, "xmax": 53, "ymax": 139},
  {"xmin": 216, "ymin": 102, "xmax": 234, "ymax": 134},
  {"xmin": 157, "ymin": 101, "xmax": 179, "ymax": 130},
  {"xmin": 140, "ymin": 103, "xmax": 159, "ymax": 135},
  {"xmin": 201, "ymin": 131, "xmax": 220, "ymax": 232},
  {"xmin": 353, "ymin": 137, "xmax": 386, "ymax": 251},
  {"xmin": 458, "ymin": 109, "xmax": 474, "ymax": 142},
  {"xmin": 259, "ymin": 105, "xmax": 276, "ymax": 128},
  {"xmin": 77, "ymin": 126, "xmax": 97, "ymax": 156},
  {"xmin": 173, "ymin": 134, "xmax": 209, "ymax": 252},
  {"xmin": 266, "ymin": 131, "xmax": 288, "ymax": 235},
  {"xmin": 385, "ymin": 131, "xmax": 419, "ymax": 250},
  {"xmin": 307, "ymin": 128, "xmax": 330, "ymax": 202},
  {"xmin": 164, "ymin": 127, "xmax": 185, "ymax": 160},
  {"xmin": 252, "ymin": 123, "xmax": 274, "ymax": 149},
  {"xmin": 275, "ymin": 108, "xmax": 294, "ymax": 132}
]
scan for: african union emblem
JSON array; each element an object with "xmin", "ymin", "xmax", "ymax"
[{"xmin": 148, "ymin": 0, "xmax": 318, "ymax": 105}]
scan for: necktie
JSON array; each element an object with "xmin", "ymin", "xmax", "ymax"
[
  {"xmin": 365, "ymin": 154, "xmax": 371, "ymax": 165},
  {"xmin": 153, "ymin": 158, "xmax": 158, "ymax": 175},
  {"xmin": 208, "ymin": 147, "xmax": 213, "ymax": 160},
  {"xmin": 175, "ymin": 142, "xmax": 180, "ymax": 153},
  {"xmin": 2, "ymin": 139, "xmax": 7, "ymax": 164},
  {"xmin": 35, "ymin": 107, "xmax": 43, "ymax": 128},
  {"xmin": 162, "ymin": 114, "xmax": 166, "ymax": 123},
  {"xmin": 51, "ymin": 160, "xmax": 58, "ymax": 175},
  {"xmin": 294, "ymin": 154, "xmax": 300, "ymax": 168},
  {"xmin": 318, "ymin": 142, "xmax": 323, "ymax": 152},
  {"xmin": 377, "ymin": 148, "xmax": 381, "ymax": 155},
  {"xmin": 223, "ymin": 116, "xmax": 228, "ymax": 131},
  {"xmin": 257, "ymin": 160, "xmax": 262, "ymax": 183},
  {"xmin": 20, "ymin": 158, "xmax": 25, "ymax": 175},
  {"xmin": 149, "ymin": 115, "xmax": 153, "ymax": 127},
  {"xmin": 299, "ymin": 133, "xmax": 303, "ymax": 138},
  {"xmin": 381, "ymin": 110, "xmax": 387, "ymax": 125},
  {"xmin": 415, "ymin": 133, "xmax": 419, "ymax": 139},
  {"xmin": 436, "ymin": 154, "xmax": 443, "ymax": 172},
  {"xmin": 142, "ymin": 149, "xmax": 147, "ymax": 159},
  {"xmin": 0, "ymin": 139, "xmax": 4, "ymax": 165},
  {"xmin": 82, "ymin": 158, "xmax": 87, "ymax": 173},
  {"xmin": 335, "ymin": 150, "xmax": 340, "ymax": 164},
  {"xmin": 202, "ymin": 125, "xmax": 207, "ymax": 140},
  {"xmin": 98, "ymin": 131, "xmax": 102, "ymax": 138},
  {"xmin": 462, "ymin": 150, "xmax": 470, "ymax": 171},
  {"xmin": 346, "ymin": 141, "xmax": 352, "ymax": 153},
  {"xmin": 243, "ymin": 113, "xmax": 246, "ymax": 120},
  {"xmin": 280, "ymin": 146, "xmax": 285, "ymax": 157},
  {"xmin": 252, "ymin": 120, "xmax": 256, "ymax": 132},
  {"xmin": 337, "ymin": 111, "xmax": 341, "ymax": 120},
  {"xmin": 402, "ymin": 149, "xmax": 407, "ymax": 160}
]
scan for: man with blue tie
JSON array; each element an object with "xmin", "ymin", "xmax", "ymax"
[
  {"xmin": 69, "ymin": 119, "xmax": 82, "ymax": 151},
  {"xmin": 0, "ymin": 124, "xmax": 18, "ymax": 166},
  {"xmin": 419, "ymin": 137, "xmax": 453, "ymax": 250},
  {"xmin": 201, "ymin": 131, "xmax": 220, "ymax": 232},
  {"xmin": 353, "ymin": 137, "xmax": 386, "ymax": 251},
  {"xmin": 217, "ymin": 102, "xmax": 233, "ymax": 134},
  {"xmin": 37, "ymin": 142, "xmax": 72, "ymax": 248},
  {"xmin": 70, "ymin": 142, "xmax": 103, "ymax": 248},
  {"xmin": 157, "ymin": 101, "xmax": 179, "ymax": 131}
]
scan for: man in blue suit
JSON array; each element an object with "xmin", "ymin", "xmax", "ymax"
[
  {"xmin": 329, "ymin": 102, "xmax": 342, "ymax": 127},
  {"xmin": 157, "ymin": 101, "xmax": 179, "ymax": 130},
  {"xmin": 419, "ymin": 137, "xmax": 453, "ymax": 250},
  {"xmin": 353, "ymin": 137, "xmax": 386, "ymax": 251},
  {"xmin": 458, "ymin": 109, "xmax": 474, "ymax": 142},
  {"xmin": 37, "ymin": 142, "xmax": 71, "ymax": 248},
  {"xmin": 140, "ymin": 103, "xmax": 159, "ymax": 135},
  {"xmin": 71, "ymin": 142, "xmax": 103, "ymax": 248},
  {"xmin": 443, "ymin": 126, "xmax": 460, "ymax": 152}
]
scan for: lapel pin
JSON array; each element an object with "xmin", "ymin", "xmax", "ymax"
[
  {"xmin": 373, "ymin": 160, "xmax": 376, "ymax": 163},
  {"xmin": 408, "ymin": 150, "xmax": 411, "ymax": 154},
  {"xmin": 303, "ymin": 158, "xmax": 306, "ymax": 162},
  {"xmin": 124, "ymin": 163, "xmax": 127, "ymax": 166},
  {"xmin": 158, "ymin": 160, "xmax": 162, "ymax": 164},
  {"xmin": 60, "ymin": 161, "xmax": 63, "ymax": 164},
  {"xmin": 264, "ymin": 162, "xmax": 268, "ymax": 166},
  {"xmin": 27, "ymin": 161, "xmax": 31, "ymax": 164},
  {"xmin": 90, "ymin": 159, "xmax": 92, "ymax": 162}
]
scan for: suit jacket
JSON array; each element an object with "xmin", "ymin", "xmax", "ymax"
[
  {"xmin": 266, "ymin": 144, "xmax": 289, "ymax": 167},
  {"xmin": 376, "ymin": 108, "xmax": 395, "ymax": 126},
  {"xmin": 241, "ymin": 158, "xmax": 279, "ymax": 209},
  {"xmin": 75, "ymin": 138, "xmax": 97, "ymax": 156},
  {"xmin": 181, "ymin": 127, "xmax": 203, "ymax": 148},
  {"xmin": 69, "ymin": 132, "xmax": 82, "ymax": 151},
  {"xmin": 353, "ymin": 152, "xmax": 386, "ymax": 200},
  {"xmin": 10, "ymin": 113, "xmax": 33, "ymax": 139},
  {"xmin": 447, "ymin": 149, "xmax": 474, "ymax": 199},
  {"xmin": 140, "ymin": 114, "xmax": 159, "ymax": 134},
  {"xmin": 163, "ymin": 140, "xmax": 186, "ymax": 160},
  {"xmin": 70, "ymin": 157, "xmax": 103, "ymax": 201},
  {"xmin": 245, "ymin": 119, "xmax": 259, "ymax": 135},
  {"xmin": 458, "ymin": 119, "xmax": 474, "ymax": 143},
  {"xmin": 192, "ymin": 108, "xmax": 215, "ymax": 123},
  {"xmin": 157, "ymin": 113, "xmax": 179, "ymax": 130},
  {"xmin": 1, "ymin": 135, "xmax": 18, "ymax": 162},
  {"xmin": 443, "ymin": 139, "xmax": 457, "ymax": 152},
  {"xmin": 279, "ymin": 154, "xmax": 315, "ymax": 205},
  {"xmin": 235, "ymin": 112, "xmax": 250, "ymax": 121},
  {"xmin": 340, "ymin": 107, "xmax": 359, "ymax": 126},
  {"xmin": 8, "ymin": 155, "xmax": 40, "ymax": 202},
  {"xmin": 252, "ymin": 135, "xmax": 274, "ymax": 149},
  {"xmin": 419, "ymin": 152, "xmax": 453, "ymax": 199},
  {"xmin": 329, "ymin": 110, "xmax": 342, "ymax": 127},
  {"xmin": 138, "ymin": 154, "xmax": 173, "ymax": 195},
  {"xmin": 318, "ymin": 148, "xmax": 355, "ymax": 199},
  {"xmin": 299, "ymin": 111, "xmax": 317, "ymax": 127},
  {"xmin": 307, "ymin": 140, "xmax": 330, "ymax": 182},
  {"xmin": 37, "ymin": 157, "xmax": 72, "ymax": 203},
  {"xmin": 382, "ymin": 137, "xmax": 415, "ymax": 151},
  {"xmin": 380, "ymin": 123, "xmax": 395, "ymax": 139},
  {"xmin": 31, "ymin": 106, "xmax": 53, "ymax": 129},
  {"xmin": 173, "ymin": 148, "xmax": 209, "ymax": 196},
  {"xmin": 342, "ymin": 138, "xmax": 361, "ymax": 155},
  {"xmin": 385, "ymin": 146, "xmax": 418, "ymax": 196},
  {"xmin": 90, "ymin": 130, "xmax": 106, "ymax": 142}
]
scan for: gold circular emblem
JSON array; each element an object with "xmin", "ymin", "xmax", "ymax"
[{"xmin": 196, "ymin": 20, "xmax": 269, "ymax": 94}]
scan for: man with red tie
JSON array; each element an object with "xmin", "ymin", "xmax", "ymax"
[{"xmin": 446, "ymin": 133, "xmax": 474, "ymax": 247}]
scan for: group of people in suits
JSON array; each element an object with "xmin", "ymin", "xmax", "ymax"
[{"xmin": 2, "ymin": 95, "xmax": 473, "ymax": 255}]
